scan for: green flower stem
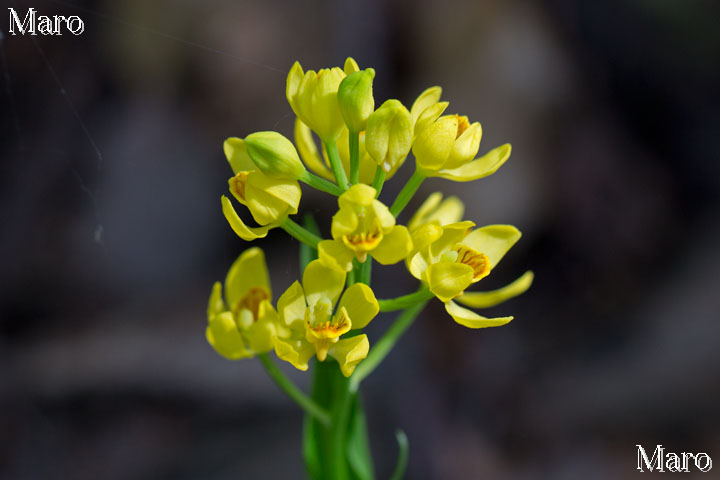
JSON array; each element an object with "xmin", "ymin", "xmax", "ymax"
[
  {"xmin": 329, "ymin": 373, "xmax": 352, "ymax": 480},
  {"xmin": 281, "ymin": 218, "xmax": 322, "ymax": 249},
  {"xmin": 349, "ymin": 130, "xmax": 360, "ymax": 185},
  {"xmin": 389, "ymin": 169, "xmax": 426, "ymax": 217},
  {"xmin": 347, "ymin": 267, "xmax": 357, "ymax": 287},
  {"xmin": 299, "ymin": 171, "xmax": 344, "ymax": 196},
  {"xmin": 350, "ymin": 298, "xmax": 429, "ymax": 392},
  {"xmin": 257, "ymin": 353, "xmax": 331, "ymax": 427},
  {"xmin": 359, "ymin": 257, "xmax": 372, "ymax": 285},
  {"xmin": 324, "ymin": 140, "xmax": 349, "ymax": 191},
  {"xmin": 371, "ymin": 166, "xmax": 386, "ymax": 197},
  {"xmin": 378, "ymin": 288, "xmax": 435, "ymax": 311}
]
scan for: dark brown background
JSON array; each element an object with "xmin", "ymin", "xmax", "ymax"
[{"xmin": 2, "ymin": 0, "xmax": 719, "ymax": 478}]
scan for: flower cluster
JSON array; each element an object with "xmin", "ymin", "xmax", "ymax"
[{"xmin": 207, "ymin": 57, "xmax": 532, "ymax": 377}]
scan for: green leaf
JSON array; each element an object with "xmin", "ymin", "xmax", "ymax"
[
  {"xmin": 346, "ymin": 394, "xmax": 375, "ymax": 480},
  {"xmin": 389, "ymin": 430, "xmax": 409, "ymax": 480}
]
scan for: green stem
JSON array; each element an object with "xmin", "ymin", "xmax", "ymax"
[
  {"xmin": 329, "ymin": 373, "xmax": 352, "ymax": 480},
  {"xmin": 324, "ymin": 141, "xmax": 349, "ymax": 191},
  {"xmin": 300, "ymin": 171, "xmax": 344, "ymax": 196},
  {"xmin": 281, "ymin": 218, "xmax": 322, "ymax": 249},
  {"xmin": 349, "ymin": 131, "xmax": 360, "ymax": 185},
  {"xmin": 358, "ymin": 257, "xmax": 372, "ymax": 285},
  {"xmin": 389, "ymin": 169, "xmax": 426, "ymax": 217},
  {"xmin": 257, "ymin": 353, "xmax": 331, "ymax": 427},
  {"xmin": 350, "ymin": 298, "xmax": 429, "ymax": 392},
  {"xmin": 371, "ymin": 166, "xmax": 386, "ymax": 197},
  {"xmin": 390, "ymin": 430, "xmax": 410, "ymax": 480},
  {"xmin": 378, "ymin": 288, "xmax": 435, "ymax": 311}
]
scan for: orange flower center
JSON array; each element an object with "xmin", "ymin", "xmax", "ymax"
[
  {"xmin": 455, "ymin": 115, "xmax": 471, "ymax": 138},
  {"xmin": 455, "ymin": 245, "xmax": 490, "ymax": 280},
  {"xmin": 230, "ymin": 172, "xmax": 249, "ymax": 201},
  {"xmin": 234, "ymin": 286, "xmax": 270, "ymax": 321}
]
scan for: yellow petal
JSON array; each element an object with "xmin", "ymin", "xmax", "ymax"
[
  {"xmin": 277, "ymin": 281, "xmax": 307, "ymax": 328},
  {"xmin": 328, "ymin": 335, "xmax": 370, "ymax": 377},
  {"xmin": 224, "ymin": 247, "xmax": 270, "ymax": 308},
  {"xmin": 410, "ymin": 86, "xmax": 442, "ymax": 126},
  {"xmin": 224, "ymin": 137, "xmax": 255, "ymax": 174},
  {"xmin": 294, "ymin": 119, "xmax": 334, "ymax": 181},
  {"xmin": 318, "ymin": 239, "xmax": 355, "ymax": 272},
  {"xmin": 444, "ymin": 301, "xmax": 513, "ymax": 328},
  {"xmin": 206, "ymin": 311, "xmax": 253, "ymax": 360},
  {"xmin": 371, "ymin": 225, "xmax": 413, "ymax": 265},
  {"xmin": 303, "ymin": 259, "xmax": 346, "ymax": 307},
  {"xmin": 413, "ymin": 101, "xmax": 449, "ymax": 139},
  {"xmin": 428, "ymin": 221, "xmax": 475, "ymax": 258},
  {"xmin": 426, "ymin": 262, "xmax": 474, "ymax": 302},
  {"xmin": 243, "ymin": 300, "xmax": 278, "ymax": 353},
  {"xmin": 462, "ymin": 224, "xmax": 521, "ymax": 269},
  {"xmin": 344, "ymin": 57, "xmax": 360, "ymax": 75},
  {"xmin": 338, "ymin": 184, "xmax": 377, "ymax": 209},
  {"xmin": 456, "ymin": 271, "xmax": 534, "ymax": 309},
  {"xmin": 242, "ymin": 172, "xmax": 301, "ymax": 225},
  {"xmin": 434, "ymin": 143, "xmax": 511, "ymax": 182},
  {"xmin": 286, "ymin": 61, "xmax": 304, "ymax": 106},
  {"xmin": 412, "ymin": 115, "xmax": 458, "ymax": 171},
  {"xmin": 331, "ymin": 206, "xmax": 360, "ymax": 239},
  {"xmin": 207, "ymin": 281, "xmax": 226, "ymax": 319},
  {"xmin": 336, "ymin": 283, "xmax": 379, "ymax": 329},
  {"xmin": 371, "ymin": 199, "xmax": 396, "ymax": 232},
  {"xmin": 408, "ymin": 193, "xmax": 465, "ymax": 231},
  {"xmin": 445, "ymin": 122, "xmax": 482, "ymax": 169},
  {"xmin": 221, "ymin": 196, "xmax": 275, "ymax": 240},
  {"xmin": 273, "ymin": 336, "xmax": 315, "ymax": 371}
]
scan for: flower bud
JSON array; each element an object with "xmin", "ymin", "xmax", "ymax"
[
  {"xmin": 365, "ymin": 100, "xmax": 413, "ymax": 173},
  {"xmin": 243, "ymin": 131, "xmax": 306, "ymax": 180},
  {"xmin": 337, "ymin": 69, "xmax": 375, "ymax": 132}
]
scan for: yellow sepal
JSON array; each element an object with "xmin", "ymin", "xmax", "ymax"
[
  {"xmin": 328, "ymin": 335, "xmax": 370, "ymax": 377},
  {"xmin": 408, "ymin": 192, "xmax": 465, "ymax": 231},
  {"xmin": 434, "ymin": 144, "xmax": 511, "ymax": 182},
  {"xmin": 462, "ymin": 224, "xmax": 521, "ymax": 269},
  {"xmin": 444, "ymin": 301, "xmax": 513, "ymax": 329},
  {"xmin": 302, "ymin": 259, "xmax": 346, "ymax": 307},
  {"xmin": 318, "ymin": 239, "xmax": 355, "ymax": 272},
  {"xmin": 206, "ymin": 311, "xmax": 253, "ymax": 360},
  {"xmin": 273, "ymin": 336, "xmax": 315, "ymax": 371},
  {"xmin": 456, "ymin": 271, "xmax": 534, "ymax": 309},
  {"xmin": 224, "ymin": 247, "xmax": 271, "ymax": 308},
  {"xmin": 221, "ymin": 196, "xmax": 276, "ymax": 241}
]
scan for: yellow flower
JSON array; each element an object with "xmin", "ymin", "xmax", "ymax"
[
  {"xmin": 407, "ymin": 221, "xmax": 531, "ymax": 327},
  {"xmin": 286, "ymin": 57, "xmax": 360, "ymax": 143},
  {"xmin": 206, "ymin": 247, "xmax": 279, "ymax": 359},
  {"xmin": 273, "ymin": 260, "xmax": 379, "ymax": 377},
  {"xmin": 409, "ymin": 87, "xmax": 512, "ymax": 182},
  {"xmin": 365, "ymin": 99, "xmax": 413, "ymax": 175},
  {"xmin": 294, "ymin": 119, "xmax": 385, "ymax": 185},
  {"xmin": 407, "ymin": 192, "xmax": 465, "ymax": 231},
  {"xmin": 318, "ymin": 184, "xmax": 413, "ymax": 271},
  {"xmin": 221, "ymin": 137, "xmax": 301, "ymax": 241}
]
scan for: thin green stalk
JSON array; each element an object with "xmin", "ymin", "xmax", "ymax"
[
  {"xmin": 389, "ymin": 169, "xmax": 426, "ymax": 217},
  {"xmin": 257, "ymin": 353, "xmax": 331, "ymax": 427},
  {"xmin": 347, "ymin": 267, "xmax": 357, "ymax": 287},
  {"xmin": 358, "ymin": 257, "xmax": 372, "ymax": 285},
  {"xmin": 324, "ymin": 140, "xmax": 349, "ymax": 190},
  {"xmin": 300, "ymin": 171, "xmax": 344, "ymax": 196},
  {"xmin": 371, "ymin": 166, "xmax": 386, "ymax": 197},
  {"xmin": 350, "ymin": 299, "xmax": 429, "ymax": 392},
  {"xmin": 282, "ymin": 218, "xmax": 322, "ymax": 249},
  {"xmin": 349, "ymin": 131, "xmax": 360, "ymax": 185},
  {"xmin": 378, "ymin": 288, "xmax": 434, "ymax": 311}
]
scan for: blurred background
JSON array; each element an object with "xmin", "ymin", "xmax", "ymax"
[{"xmin": 2, "ymin": 0, "xmax": 719, "ymax": 478}]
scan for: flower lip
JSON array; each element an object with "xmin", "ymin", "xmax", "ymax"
[
  {"xmin": 342, "ymin": 227, "xmax": 383, "ymax": 252},
  {"xmin": 455, "ymin": 245, "xmax": 490, "ymax": 281}
]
